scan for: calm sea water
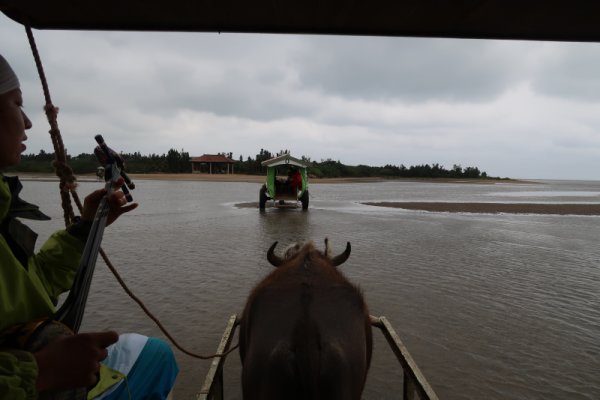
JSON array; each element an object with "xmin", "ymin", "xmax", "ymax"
[{"xmin": 21, "ymin": 178, "xmax": 600, "ymax": 400}]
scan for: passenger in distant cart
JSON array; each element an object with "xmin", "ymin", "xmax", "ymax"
[{"xmin": 287, "ymin": 168, "xmax": 302, "ymax": 193}]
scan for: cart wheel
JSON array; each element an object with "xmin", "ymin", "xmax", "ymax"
[
  {"xmin": 300, "ymin": 190, "xmax": 309, "ymax": 210},
  {"xmin": 259, "ymin": 186, "xmax": 267, "ymax": 210}
]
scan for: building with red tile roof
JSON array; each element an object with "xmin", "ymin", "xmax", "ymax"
[{"xmin": 190, "ymin": 154, "xmax": 237, "ymax": 174}]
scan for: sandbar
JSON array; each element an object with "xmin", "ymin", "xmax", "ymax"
[{"xmin": 363, "ymin": 202, "xmax": 600, "ymax": 215}]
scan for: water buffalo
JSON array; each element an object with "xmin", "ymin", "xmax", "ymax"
[{"xmin": 239, "ymin": 239, "xmax": 372, "ymax": 400}]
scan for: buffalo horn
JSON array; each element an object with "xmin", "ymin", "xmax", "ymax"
[
  {"xmin": 267, "ymin": 241, "xmax": 285, "ymax": 267},
  {"xmin": 331, "ymin": 242, "xmax": 351, "ymax": 267}
]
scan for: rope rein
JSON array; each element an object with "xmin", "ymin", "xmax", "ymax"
[
  {"xmin": 24, "ymin": 25, "xmax": 236, "ymax": 360},
  {"xmin": 24, "ymin": 26, "xmax": 79, "ymax": 226}
]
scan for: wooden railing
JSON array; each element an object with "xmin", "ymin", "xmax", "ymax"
[
  {"xmin": 197, "ymin": 314, "xmax": 439, "ymax": 400},
  {"xmin": 370, "ymin": 315, "xmax": 439, "ymax": 400},
  {"xmin": 197, "ymin": 315, "xmax": 239, "ymax": 400}
]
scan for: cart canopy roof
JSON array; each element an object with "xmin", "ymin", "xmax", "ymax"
[
  {"xmin": 261, "ymin": 154, "xmax": 307, "ymax": 169},
  {"xmin": 2, "ymin": 1, "xmax": 600, "ymax": 42}
]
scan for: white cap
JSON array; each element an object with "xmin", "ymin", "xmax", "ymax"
[{"xmin": 0, "ymin": 54, "xmax": 20, "ymax": 95}]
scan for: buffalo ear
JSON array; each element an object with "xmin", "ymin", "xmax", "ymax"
[
  {"xmin": 267, "ymin": 241, "xmax": 285, "ymax": 267},
  {"xmin": 331, "ymin": 242, "xmax": 351, "ymax": 267}
]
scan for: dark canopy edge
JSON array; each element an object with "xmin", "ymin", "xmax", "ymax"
[{"xmin": 3, "ymin": 1, "xmax": 600, "ymax": 43}]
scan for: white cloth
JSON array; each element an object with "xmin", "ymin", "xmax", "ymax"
[
  {"xmin": 0, "ymin": 54, "xmax": 20, "ymax": 95},
  {"xmin": 94, "ymin": 333, "xmax": 149, "ymax": 400}
]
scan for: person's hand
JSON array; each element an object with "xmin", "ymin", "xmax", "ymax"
[
  {"xmin": 81, "ymin": 177, "xmax": 138, "ymax": 226},
  {"xmin": 34, "ymin": 331, "xmax": 119, "ymax": 392}
]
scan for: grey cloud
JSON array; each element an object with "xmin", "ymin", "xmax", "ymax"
[
  {"xmin": 553, "ymin": 137, "xmax": 600, "ymax": 150},
  {"xmin": 28, "ymin": 30, "xmax": 317, "ymax": 121},
  {"xmin": 531, "ymin": 42, "xmax": 600, "ymax": 102},
  {"xmin": 292, "ymin": 36, "xmax": 527, "ymax": 102}
]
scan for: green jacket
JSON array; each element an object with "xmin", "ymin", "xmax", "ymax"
[{"xmin": 0, "ymin": 176, "xmax": 84, "ymax": 399}]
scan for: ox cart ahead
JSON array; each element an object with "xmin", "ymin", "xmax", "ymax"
[
  {"xmin": 199, "ymin": 314, "xmax": 440, "ymax": 400},
  {"xmin": 259, "ymin": 154, "xmax": 309, "ymax": 210}
]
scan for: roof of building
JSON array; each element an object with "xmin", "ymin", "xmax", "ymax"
[{"xmin": 191, "ymin": 154, "xmax": 237, "ymax": 163}]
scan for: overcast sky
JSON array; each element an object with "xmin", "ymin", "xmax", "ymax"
[{"xmin": 2, "ymin": 13, "xmax": 600, "ymax": 180}]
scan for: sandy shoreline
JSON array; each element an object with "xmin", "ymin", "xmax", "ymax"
[
  {"xmin": 364, "ymin": 202, "xmax": 600, "ymax": 215},
  {"xmin": 127, "ymin": 173, "xmax": 531, "ymax": 185},
  {"xmin": 15, "ymin": 172, "xmax": 528, "ymax": 185}
]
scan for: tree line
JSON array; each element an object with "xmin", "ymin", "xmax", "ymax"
[
  {"xmin": 7, "ymin": 148, "xmax": 502, "ymax": 179},
  {"xmin": 10, "ymin": 149, "xmax": 192, "ymax": 175}
]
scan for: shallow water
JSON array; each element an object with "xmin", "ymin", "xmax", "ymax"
[{"xmin": 21, "ymin": 178, "xmax": 600, "ymax": 400}]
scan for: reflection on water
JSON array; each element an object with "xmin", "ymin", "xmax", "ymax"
[
  {"xmin": 258, "ymin": 208, "xmax": 314, "ymax": 243},
  {"xmin": 20, "ymin": 178, "xmax": 600, "ymax": 400}
]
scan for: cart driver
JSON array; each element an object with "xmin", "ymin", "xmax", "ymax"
[{"xmin": 287, "ymin": 167, "xmax": 302, "ymax": 193}]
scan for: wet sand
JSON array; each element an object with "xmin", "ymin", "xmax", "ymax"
[
  {"xmin": 364, "ymin": 202, "xmax": 600, "ymax": 215},
  {"xmin": 16, "ymin": 172, "xmax": 527, "ymax": 185},
  {"xmin": 26, "ymin": 172, "xmax": 587, "ymax": 215},
  {"xmin": 128, "ymin": 174, "xmax": 529, "ymax": 185},
  {"xmin": 128, "ymin": 173, "xmax": 513, "ymax": 184},
  {"xmin": 16, "ymin": 172, "xmax": 383, "ymax": 184},
  {"xmin": 19, "ymin": 172, "xmax": 592, "ymax": 215}
]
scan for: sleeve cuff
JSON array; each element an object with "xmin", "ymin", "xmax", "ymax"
[{"xmin": 66, "ymin": 217, "xmax": 93, "ymax": 242}]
